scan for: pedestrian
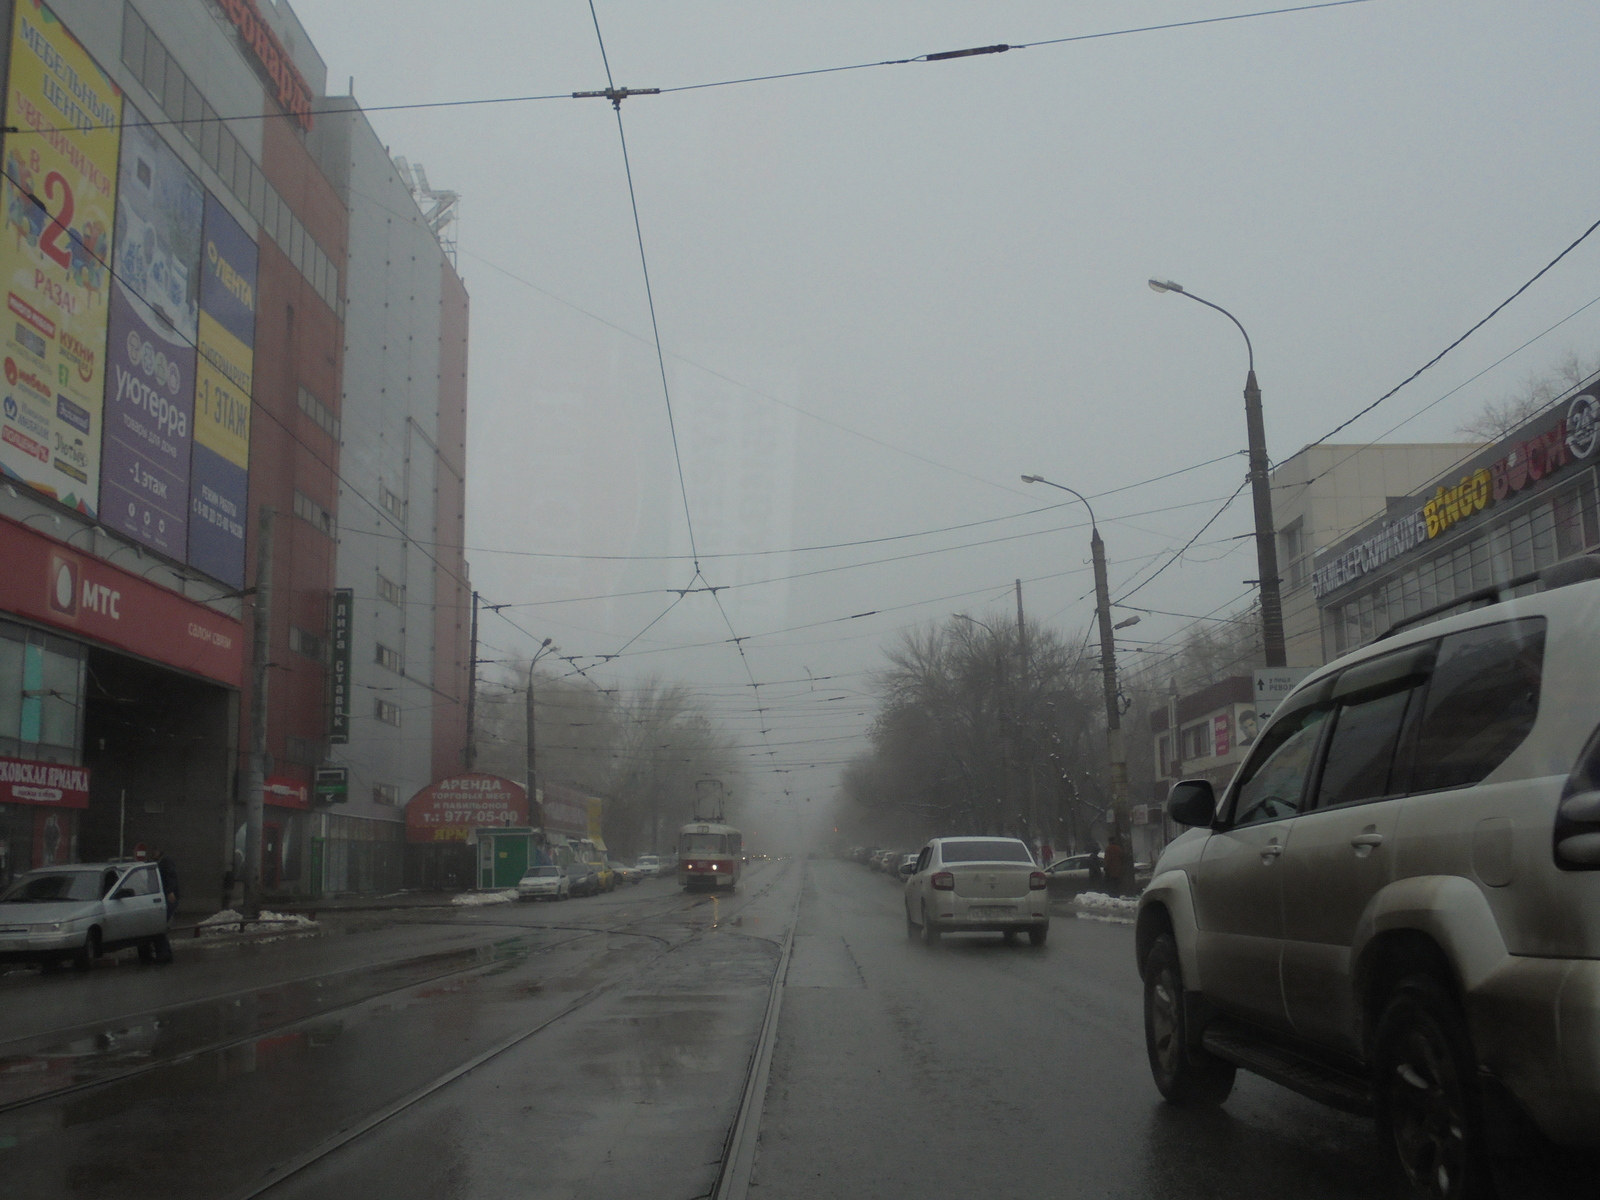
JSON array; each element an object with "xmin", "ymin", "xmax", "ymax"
[
  {"xmin": 154, "ymin": 848, "xmax": 180, "ymax": 919},
  {"xmin": 1039, "ymin": 841, "xmax": 1054, "ymax": 868},
  {"xmin": 1103, "ymin": 838, "xmax": 1126, "ymax": 897},
  {"xmin": 1085, "ymin": 837, "xmax": 1102, "ymax": 884}
]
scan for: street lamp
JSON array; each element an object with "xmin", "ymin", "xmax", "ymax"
[
  {"xmin": 1147, "ymin": 279, "xmax": 1287, "ymax": 667},
  {"xmin": 1019, "ymin": 475, "xmax": 1131, "ymax": 886},
  {"xmin": 527, "ymin": 637, "xmax": 559, "ymax": 823}
]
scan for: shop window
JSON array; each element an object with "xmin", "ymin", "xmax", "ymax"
[
  {"xmin": 0, "ymin": 625, "xmax": 82, "ymax": 755},
  {"xmin": 376, "ymin": 644, "xmax": 403, "ymax": 674},
  {"xmin": 377, "ymin": 574, "xmax": 403, "ymax": 606},
  {"xmin": 373, "ymin": 784, "xmax": 399, "ymax": 806},
  {"xmin": 288, "ymin": 627, "xmax": 325, "ymax": 661},
  {"xmin": 376, "ymin": 700, "xmax": 402, "ymax": 728},
  {"xmin": 294, "ymin": 491, "xmax": 335, "ymax": 537}
]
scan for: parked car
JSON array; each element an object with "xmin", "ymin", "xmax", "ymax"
[
  {"xmin": 516, "ymin": 865, "xmax": 570, "ymax": 902},
  {"xmin": 903, "ymin": 837, "xmax": 1049, "ymax": 946},
  {"xmin": 1137, "ymin": 557, "xmax": 1600, "ymax": 1197},
  {"xmin": 590, "ymin": 861, "xmax": 616, "ymax": 892},
  {"xmin": 635, "ymin": 855, "xmax": 661, "ymax": 877},
  {"xmin": 566, "ymin": 863, "xmax": 600, "ymax": 896},
  {"xmin": 0, "ymin": 862, "xmax": 173, "ymax": 969},
  {"xmin": 1044, "ymin": 852, "xmax": 1097, "ymax": 889},
  {"xmin": 895, "ymin": 852, "xmax": 918, "ymax": 877},
  {"xmin": 609, "ymin": 860, "xmax": 642, "ymax": 885}
]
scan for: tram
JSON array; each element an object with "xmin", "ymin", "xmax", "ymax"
[{"xmin": 678, "ymin": 820, "xmax": 742, "ymax": 891}]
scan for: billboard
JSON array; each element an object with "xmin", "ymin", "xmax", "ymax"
[
  {"xmin": 99, "ymin": 106, "xmax": 202, "ymax": 557},
  {"xmin": 188, "ymin": 193, "xmax": 256, "ymax": 587},
  {"xmin": 328, "ymin": 588, "xmax": 352, "ymax": 742},
  {"xmin": 405, "ymin": 774, "xmax": 528, "ymax": 844},
  {"xmin": 0, "ymin": 2, "xmax": 122, "ymax": 516}
]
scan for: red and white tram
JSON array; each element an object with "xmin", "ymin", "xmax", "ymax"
[{"xmin": 678, "ymin": 821, "xmax": 742, "ymax": 891}]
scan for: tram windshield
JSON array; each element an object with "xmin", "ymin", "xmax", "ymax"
[{"xmin": 681, "ymin": 833, "xmax": 728, "ymax": 855}]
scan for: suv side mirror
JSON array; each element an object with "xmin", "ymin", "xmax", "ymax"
[{"xmin": 1167, "ymin": 779, "xmax": 1217, "ymax": 827}]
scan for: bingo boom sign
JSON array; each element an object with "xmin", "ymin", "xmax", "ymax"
[{"xmin": 405, "ymin": 773, "xmax": 527, "ymax": 843}]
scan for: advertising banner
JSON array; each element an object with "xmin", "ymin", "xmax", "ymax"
[
  {"xmin": 264, "ymin": 775, "xmax": 309, "ymax": 810},
  {"xmin": 0, "ymin": 754, "xmax": 88, "ymax": 808},
  {"xmin": 0, "ymin": 3, "xmax": 122, "ymax": 516},
  {"xmin": 405, "ymin": 774, "xmax": 528, "ymax": 844},
  {"xmin": 0, "ymin": 512, "xmax": 245, "ymax": 687},
  {"xmin": 328, "ymin": 588, "xmax": 352, "ymax": 743},
  {"xmin": 99, "ymin": 104, "xmax": 202, "ymax": 558},
  {"xmin": 188, "ymin": 192, "xmax": 256, "ymax": 588}
]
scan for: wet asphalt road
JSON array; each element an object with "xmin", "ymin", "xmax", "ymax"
[
  {"xmin": 0, "ymin": 861, "xmax": 798, "ymax": 1200},
  {"xmin": 751, "ymin": 859, "xmax": 1409, "ymax": 1200},
  {"xmin": 0, "ymin": 858, "xmax": 1418, "ymax": 1200}
]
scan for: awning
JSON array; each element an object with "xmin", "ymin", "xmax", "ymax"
[{"xmin": 591, "ymin": 836, "xmax": 608, "ymax": 854}]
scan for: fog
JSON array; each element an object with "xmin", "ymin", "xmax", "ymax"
[{"xmin": 294, "ymin": 0, "xmax": 1600, "ymax": 849}]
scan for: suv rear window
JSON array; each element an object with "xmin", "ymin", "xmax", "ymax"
[
  {"xmin": 1405, "ymin": 617, "xmax": 1546, "ymax": 793},
  {"xmin": 938, "ymin": 839, "xmax": 1033, "ymax": 864}
]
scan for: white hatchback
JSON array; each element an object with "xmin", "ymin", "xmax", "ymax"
[{"xmin": 903, "ymin": 837, "xmax": 1049, "ymax": 946}]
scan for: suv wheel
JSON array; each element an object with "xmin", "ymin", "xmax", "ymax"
[
  {"xmin": 1143, "ymin": 933, "xmax": 1235, "ymax": 1105},
  {"xmin": 1373, "ymin": 975, "xmax": 1491, "ymax": 1200}
]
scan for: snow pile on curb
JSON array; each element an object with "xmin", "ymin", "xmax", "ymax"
[
  {"xmin": 196, "ymin": 909, "xmax": 320, "ymax": 936},
  {"xmin": 451, "ymin": 889, "xmax": 516, "ymax": 907},
  {"xmin": 1071, "ymin": 891, "xmax": 1140, "ymax": 925}
]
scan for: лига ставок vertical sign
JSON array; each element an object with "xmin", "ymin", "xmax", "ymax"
[
  {"xmin": 99, "ymin": 106, "xmax": 203, "ymax": 559},
  {"xmin": 0, "ymin": 2, "xmax": 122, "ymax": 516}
]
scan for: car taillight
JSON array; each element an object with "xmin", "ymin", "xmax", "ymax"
[
  {"xmin": 931, "ymin": 872, "xmax": 954, "ymax": 891},
  {"xmin": 1555, "ymin": 723, "xmax": 1600, "ymax": 869},
  {"xmin": 1029, "ymin": 871, "xmax": 1047, "ymax": 890}
]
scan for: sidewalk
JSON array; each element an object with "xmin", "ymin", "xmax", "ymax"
[{"xmin": 166, "ymin": 891, "xmax": 463, "ymax": 947}]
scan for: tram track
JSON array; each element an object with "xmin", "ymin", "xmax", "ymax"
[
  {"xmin": 222, "ymin": 859, "xmax": 800, "ymax": 1200},
  {"xmin": 0, "ymin": 876, "xmax": 758, "ymax": 1121}
]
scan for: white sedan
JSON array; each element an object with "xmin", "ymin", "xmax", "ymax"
[
  {"xmin": 516, "ymin": 865, "xmax": 570, "ymax": 901},
  {"xmin": 903, "ymin": 837, "xmax": 1049, "ymax": 946}
]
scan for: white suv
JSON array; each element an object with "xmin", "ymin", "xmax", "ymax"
[
  {"xmin": 903, "ymin": 837, "xmax": 1049, "ymax": 946},
  {"xmin": 1137, "ymin": 557, "xmax": 1600, "ymax": 1197}
]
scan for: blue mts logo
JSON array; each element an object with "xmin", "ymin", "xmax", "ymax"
[{"xmin": 3, "ymin": 395, "xmax": 15, "ymax": 420}]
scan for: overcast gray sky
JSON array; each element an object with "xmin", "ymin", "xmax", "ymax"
[{"xmin": 294, "ymin": 0, "xmax": 1600, "ymax": 844}]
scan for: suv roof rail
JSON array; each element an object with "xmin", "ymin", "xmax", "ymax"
[{"xmin": 1376, "ymin": 552, "xmax": 1600, "ymax": 643}]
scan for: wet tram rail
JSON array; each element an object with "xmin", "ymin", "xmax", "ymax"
[{"xmin": 0, "ymin": 859, "xmax": 799, "ymax": 1200}]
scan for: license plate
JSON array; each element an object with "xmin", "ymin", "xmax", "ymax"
[{"xmin": 968, "ymin": 906, "xmax": 1012, "ymax": 917}]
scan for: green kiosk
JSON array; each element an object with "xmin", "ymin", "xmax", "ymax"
[{"xmin": 478, "ymin": 826, "xmax": 543, "ymax": 889}]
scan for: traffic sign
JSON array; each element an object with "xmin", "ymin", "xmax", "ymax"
[{"xmin": 1253, "ymin": 667, "xmax": 1312, "ymax": 721}]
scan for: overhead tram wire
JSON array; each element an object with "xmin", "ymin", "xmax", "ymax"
[{"xmin": 4, "ymin": 0, "xmax": 1381, "ymax": 141}]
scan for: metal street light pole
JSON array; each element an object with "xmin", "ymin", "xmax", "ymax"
[
  {"xmin": 1147, "ymin": 279, "xmax": 1287, "ymax": 668},
  {"xmin": 1020, "ymin": 476, "xmax": 1132, "ymax": 890}
]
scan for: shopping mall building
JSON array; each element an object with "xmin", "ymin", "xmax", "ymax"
[{"xmin": 0, "ymin": 0, "xmax": 471, "ymax": 901}]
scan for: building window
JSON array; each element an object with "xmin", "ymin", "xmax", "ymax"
[
  {"xmin": 294, "ymin": 490, "xmax": 335, "ymax": 537},
  {"xmin": 1180, "ymin": 722, "xmax": 1212, "ymax": 761},
  {"xmin": 1281, "ymin": 519, "xmax": 1306, "ymax": 590},
  {"xmin": 377, "ymin": 574, "xmax": 403, "ymax": 606},
  {"xmin": 376, "ymin": 643, "xmax": 404, "ymax": 674},
  {"xmin": 375, "ymin": 700, "xmax": 402, "ymax": 727},
  {"xmin": 286, "ymin": 735, "xmax": 320, "ymax": 765},
  {"xmin": 288, "ymin": 626, "xmax": 326, "ymax": 661},
  {"xmin": 373, "ymin": 783, "xmax": 399, "ymax": 806},
  {"xmin": 298, "ymin": 385, "xmax": 340, "ymax": 440},
  {"xmin": 380, "ymin": 484, "xmax": 405, "ymax": 521}
]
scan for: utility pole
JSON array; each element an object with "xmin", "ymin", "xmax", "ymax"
[
  {"xmin": 1243, "ymin": 367, "xmax": 1288, "ymax": 667},
  {"xmin": 1148, "ymin": 279, "xmax": 1286, "ymax": 667},
  {"xmin": 1090, "ymin": 527, "xmax": 1132, "ymax": 890},
  {"xmin": 241, "ymin": 506, "xmax": 274, "ymax": 922},
  {"xmin": 1020, "ymin": 476, "xmax": 1132, "ymax": 888},
  {"xmin": 464, "ymin": 590, "xmax": 479, "ymax": 770},
  {"xmin": 1015, "ymin": 579, "xmax": 1040, "ymax": 853},
  {"xmin": 526, "ymin": 637, "xmax": 552, "ymax": 826}
]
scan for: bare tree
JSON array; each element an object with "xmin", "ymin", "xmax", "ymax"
[{"xmin": 1455, "ymin": 351, "xmax": 1600, "ymax": 442}]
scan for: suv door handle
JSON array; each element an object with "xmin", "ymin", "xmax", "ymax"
[
  {"xmin": 1350, "ymin": 833, "xmax": 1385, "ymax": 848},
  {"xmin": 1259, "ymin": 843, "xmax": 1284, "ymax": 860}
]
